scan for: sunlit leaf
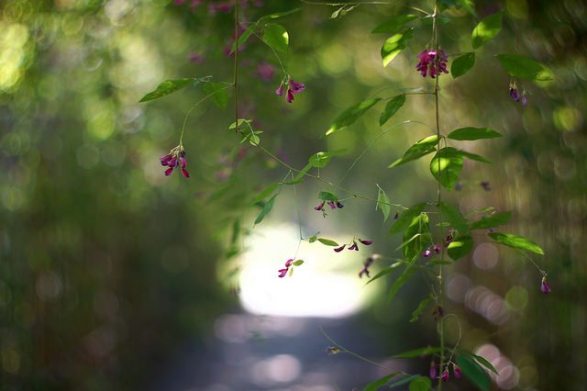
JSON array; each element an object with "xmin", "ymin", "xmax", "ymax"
[
  {"xmin": 228, "ymin": 118, "xmax": 252, "ymax": 130},
  {"xmin": 489, "ymin": 232, "xmax": 544, "ymax": 255},
  {"xmin": 447, "ymin": 127, "xmax": 502, "ymax": 140},
  {"xmin": 458, "ymin": 150, "xmax": 490, "ymax": 163},
  {"xmin": 366, "ymin": 262, "xmax": 403, "ymax": 285},
  {"xmin": 410, "ymin": 296, "xmax": 433, "ymax": 322},
  {"xmin": 326, "ymin": 98, "xmax": 382, "ymax": 135},
  {"xmin": 447, "ymin": 235, "xmax": 474, "ymax": 260},
  {"xmin": 140, "ymin": 78, "xmax": 208, "ymax": 102},
  {"xmin": 395, "ymin": 346, "xmax": 442, "ymax": 358},
  {"xmin": 331, "ymin": 4, "xmax": 357, "ymax": 19},
  {"xmin": 201, "ymin": 81, "xmax": 229, "ymax": 109},
  {"xmin": 376, "ymin": 184, "xmax": 391, "ymax": 222},
  {"xmin": 389, "ymin": 135, "xmax": 440, "ymax": 168},
  {"xmin": 438, "ymin": 202, "xmax": 469, "ymax": 234},
  {"xmin": 388, "ymin": 375, "xmax": 420, "ymax": 389},
  {"xmin": 262, "ymin": 23, "xmax": 289, "ymax": 59},
  {"xmin": 458, "ymin": 352, "xmax": 499, "ymax": 375},
  {"xmin": 451, "ymin": 52, "xmax": 476, "ymax": 79},
  {"xmin": 381, "ymin": 29, "xmax": 413, "ymax": 67},
  {"xmin": 371, "ymin": 14, "xmax": 418, "ymax": 34},
  {"xmin": 430, "ymin": 147, "xmax": 464, "ymax": 189},
  {"xmin": 456, "ymin": 354, "xmax": 490, "ymax": 391},
  {"xmin": 379, "ymin": 94, "xmax": 406, "ymax": 126},
  {"xmin": 470, "ymin": 211, "xmax": 512, "ymax": 230},
  {"xmin": 363, "ymin": 372, "xmax": 400, "ymax": 391},
  {"xmin": 389, "ymin": 203, "xmax": 426, "ymax": 235},
  {"xmin": 472, "ymin": 12, "xmax": 502, "ymax": 49},
  {"xmin": 293, "ymin": 259, "xmax": 304, "ymax": 266},
  {"xmin": 317, "ymin": 238, "xmax": 339, "ymax": 246},
  {"xmin": 496, "ymin": 54, "xmax": 554, "ymax": 81},
  {"xmin": 254, "ymin": 194, "xmax": 277, "ymax": 225},
  {"xmin": 309, "ymin": 151, "xmax": 333, "ymax": 168},
  {"xmin": 409, "ymin": 376, "xmax": 432, "ymax": 391},
  {"xmin": 318, "ymin": 191, "xmax": 338, "ymax": 201}
]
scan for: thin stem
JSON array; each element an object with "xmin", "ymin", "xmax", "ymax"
[{"xmin": 233, "ymin": 1, "xmax": 239, "ymax": 129}]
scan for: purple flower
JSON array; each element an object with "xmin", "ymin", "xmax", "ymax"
[
  {"xmin": 277, "ymin": 258, "xmax": 294, "ymax": 278},
  {"xmin": 423, "ymin": 248, "xmax": 432, "ymax": 257},
  {"xmin": 432, "ymin": 244, "xmax": 441, "ymax": 254},
  {"xmin": 432, "ymin": 305, "xmax": 444, "ymax": 321},
  {"xmin": 416, "ymin": 49, "xmax": 448, "ymax": 78},
  {"xmin": 256, "ymin": 62, "xmax": 275, "ymax": 82},
  {"xmin": 359, "ymin": 239, "xmax": 373, "ymax": 245},
  {"xmin": 160, "ymin": 146, "xmax": 190, "ymax": 178},
  {"xmin": 334, "ymin": 244, "xmax": 346, "ymax": 253},
  {"xmin": 314, "ymin": 201, "xmax": 325, "ymax": 211},
  {"xmin": 540, "ymin": 276, "xmax": 552, "ymax": 294},
  {"xmin": 441, "ymin": 369, "xmax": 449, "ymax": 382},
  {"xmin": 429, "ymin": 361, "xmax": 438, "ymax": 379},
  {"xmin": 275, "ymin": 77, "xmax": 305, "ymax": 103},
  {"xmin": 336, "ymin": 201, "xmax": 344, "ymax": 208},
  {"xmin": 189, "ymin": 52, "xmax": 205, "ymax": 64},
  {"xmin": 348, "ymin": 241, "xmax": 359, "ymax": 251},
  {"xmin": 445, "ymin": 233, "xmax": 454, "ymax": 245},
  {"xmin": 453, "ymin": 363, "xmax": 462, "ymax": 379},
  {"xmin": 509, "ymin": 81, "xmax": 528, "ymax": 106},
  {"xmin": 480, "ymin": 181, "xmax": 491, "ymax": 191},
  {"xmin": 327, "ymin": 201, "xmax": 337, "ymax": 209},
  {"xmin": 509, "ymin": 86, "xmax": 520, "ymax": 102},
  {"xmin": 358, "ymin": 255, "xmax": 378, "ymax": 279}
]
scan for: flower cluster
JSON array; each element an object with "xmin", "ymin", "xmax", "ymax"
[
  {"xmin": 358, "ymin": 254, "xmax": 380, "ymax": 279},
  {"xmin": 335, "ymin": 238, "xmax": 373, "ymax": 253},
  {"xmin": 314, "ymin": 200, "xmax": 344, "ymax": 212},
  {"xmin": 275, "ymin": 77, "xmax": 305, "ymax": 103},
  {"xmin": 277, "ymin": 259, "xmax": 294, "ymax": 278},
  {"xmin": 509, "ymin": 81, "xmax": 528, "ymax": 106},
  {"xmin": 416, "ymin": 49, "xmax": 448, "ymax": 78},
  {"xmin": 160, "ymin": 145, "xmax": 190, "ymax": 178},
  {"xmin": 430, "ymin": 361, "xmax": 462, "ymax": 382}
]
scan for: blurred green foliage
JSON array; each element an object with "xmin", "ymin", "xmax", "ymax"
[{"xmin": 1, "ymin": 0, "xmax": 586, "ymax": 389}]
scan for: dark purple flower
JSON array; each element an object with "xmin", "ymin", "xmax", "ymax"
[
  {"xmin": 540, "ymin": 276, "xmax": 552, "ymax": 294},
  {"xmin": 480, "ymin": 181, "xmax": 491, "ymax": 191},
  {"xmin": 453, "ymin": 364, "xmax": 462, "ymax": 379},
  {"xmin": 336, "ymin": 201, "xmax": 344, "ymax": 208},
  {"xmin": 348, "ymin": 241, "xmax": 359, "ymax": 251},
  {"xmin": 358, "ymin": 254, "xmax": 378, "ymax": 279},
  {"xmin": 509, "ymin": 86, "xmax": 520, "ymax": 102},
  {"xmin": 334, "ymin": 244, "xmax": 346, "ymax": 253},
  {"xmin": 189, "ymin": 52, "xmax": 205, "ymax": 64},
  {"xmin": 256, "ymin": 62, "xmax": 275, "ymax": 81},
  {"xmin": 416, "ymin": 49, "xmax": 448, "ymax": 78},
  {"xmin": 160, "ymin": 146, "xmax": 190, "ymax": 178},
  {"xmin": 445, "ymin": 233, "xmax": 454, "ymax": 245},
  {"xmin": 289, "ymin": 79, "xmax": 305, "ymax": 93},
  {"xmin": 327, "ymin": 201, "xmax": 337, "ymax": 209},
  {"xmin": 429, "ymin": 361, "xmax": 438, "ymax": 379},
  {"xmin": 432, "ymin": 244, "xmax": 441, "ymax": 254},
  {"xmin": 423, "ymin": 248, "xmax": 432, "ymax": 257},
  {"xmin": 209, "ymin": 2, "xmax": 232, "ymax": 13},
  {"xmin": 314, "ymin": 201, "xmax": 325, "ymax": 211},
  {"xmin": 275, "ymin": 84, "xmax": 285, "ymax": 96},
  {"xmin": 433, "ymin": 305, "xmax": 444, "ymax": 321},
  {"xmin": 441, "ymin": 369, "xmax": 449, "ymax": 382},
  {"xmin": 278, "ymin": 258, "xmax": 294, "ymax": 278},
  {"xmin": 276, "ymin": 77, "xmax": 305, "ymax": 103},
  {"xmin": 359, "ymin": 239, "xmax": 373, "ymax": 245}
]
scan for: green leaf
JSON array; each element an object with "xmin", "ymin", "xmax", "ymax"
[
  {"xmin": 371, "ymin": 14, "xmax": 418, "ymax": 34},
  {"xmin": 388, "ymin": 263, "xmax": 416, "ymax": 301},
  {"xmin": 293, "ymin": 260, "xmax": 304, "ymax": 266},
  {"xmin": 283, "ymin": 162, "xmax": 312, "ymax": 185},
  {"xmin": 410, "ymin": 296, "xmax": 433, "ymax": 323},
  {"xmin": 456, "ymin": 354, "xmax": 490, "ymax": 391},
  {"xmin": 472, "ymin": 11, "xmax": 502, "ymax": 49},
  {"xmin": 389, "ymin": 203, "xmax": 427, "ymax": 235},
  {"xmin": 309, "ymin": 151, "xmax": 333, "ymax": 168},
  {"xmin": 451, "ymin": 52, "xmax": 476, "ymax": 79},
  {"xmin": 230, "ymin": 24, "xmax": 256, "ymax": 54},
  {"xmin": 318, "ymin": 191, "xmax": 338, "ymax": 201},
  {"xmin": 326, "ymin": 98, "xmax": 382, "ymax": 136},
  {"xmin": 381, "ymin": 29, "xmax": 413, "ymax": 67},
  {"xmin": 139, "ymin": 78, "xmax": 203, "ymax": 102},
  {"xmin": 438, "ymin": 202, "xmax": 469, "ymax": 234},
  {"xmin": 395, "ymin": 346, "xmax": 442, "ymax": 358},
  {"xmin": 489, "ymin": 232, "xmax": 544, "ymax": 255},
  {"xmin": 317, "ymin": 238, "xmax": 339, "ymax": 246},
  {"xmin": 458, "ymin": 150, "xmax": 490, "ymax": 163},
  {"xmin": 470, "ymin": 211, "xmax": 512, "ymax": 230},
  {"xmin": 202, "ymin": 81, "xmax": 229, "ymax": 109},
  {"xmin": 262, "ymin": 23, "xmax": 289, "ymax": 59},
  {"xmin": 252, "ymin": 183, "xmax": 279, "ymax": 204},
  {"xmin": 441, "ymin": 0, "xmax": 477, "ymax": 16},
  {"xmin": 229, "ymin": 118, "xmax": 252, "ymax": 130},
  {"xmin": 496, "ymin": 54, "xmax": 554, "ymax": 81},
  {"xmin": 363, "ymin": 372, "xmax": 400, "ymax": 391},
  {"xmin": 331, "ymin": 4, "xmax": 357, "ymax": 19},
  {"xmin": 409, "ymin": 376, "xmax": 432, "ymax": 391},
  {"xmin": 469, "ymin": 353, "xmax": 499, "ymax": 375},
  {"xmin": 447, "ymin": 235, "xmax": 474, "ymax": 260},
  {"xmin": 430, "ymin": 147, "xmax": 464, "ymax": 189},
  {"xmin": 388, "ymin": 375, "xmax": 420, "ymax": 389},
  {"xmin": 366, "ymin": 262, "xmax": 403, "ymax": 285},
  {"xmin": 254, "ymin": 194, "xmax": 277, "ymax": 225},
  {"xmin": 376, "ymin": 185, "xmax": 392, "ymax": 222},
  {"xmin": 447, "ymin": 127, "xmax": 502, "ymax": 140},
  {"xmin": 389, "ymin": 135, "xmax": 439, "ymax": 168},
  {"xmin": 379, "ymin": 94, "xmax": 406, "ymax": 126},
  {"xmin": 308, "ymin": 234, "xmax": 318, "ymax": 243}
]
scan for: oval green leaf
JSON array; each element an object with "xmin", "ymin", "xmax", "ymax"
[
  {"xmin": 488, "ymin": 232, "xmax": 544, "ymax": 255},
  {"xmin": 376, "ymin": 184, "xmax": 392, "ymax": 222},
  {"xmin": 389, "ymin": 135, "xmax": 439, "ymax": 168},
  {"xmin": 389, "ymin": 203, "xmax": 426, "ymax": 235},
  {"xmin": 318, "ymin": 191, "xmax": 338, "ymax": 201},
  {"xmin": 381, "ymin": 29, "xmax": 413, "ymax": 67},
  {"xmin": 262, "ymin": 23, "xmax": 289, "ymax": 59},
  {"xmin": 430, "ymin": 147, "xmax": 464, "ymax": 189},
  {"xmin": 456, "ymin": 354, "xmax": 490, "ymax": 391},
  {"xmin": 447, "ymin": 127, "xmax": 502, "ymax": 140},
  {"xmin": 438, "ymin": 201, "xmax": 469, "ymax": 234},
  {"xmin": 451, "ymin": 52, "xmax": 476, "ymax": 79},
  {"xmin": 447, "ymin": 235, "xmax": 474, "ymax": 260},
  {"xmin": 472, "ymin": 11, "xmax": 502, "ymax": 49},
  {"xmin": 254, "ymin": 194, "xmax": 277, "ymax": 225},
  {"xmin": 317, "ymin": 238, "xmax": 339, "ymax": 246},
  {"xmin": 496, "ymin": 54, "xmax": 553, "ymax": 81},
  {"xmin": 140, "ymin": 78, "xmax": 197, "ymax": 102},
  {"xmin": 379, "ymin": 94, "xmax": 406, "ymax": 126},
  {"xmin": 326, "ymin": 98, "xmax": 382, "ymax": 136},
  {"xmin": 470, "ymin": 211, "xmax": 512, "ymax": 230}
]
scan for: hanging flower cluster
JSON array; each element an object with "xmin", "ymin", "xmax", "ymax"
[
  {"xmin": 277, "ymin": 258, "xmax": 304, "ymax": 278},
  {"xmin": 334, "ymin": 238, "xmax": 373, "ymax": 253},
  {"xmin": 540, "ymin": 275, "xmax": 552, "ymax": 294},
  {"xmin": 430, "ymin": 361, "xmax": 462, "ymax": 382},
  {"xmin": 416, "ymin": 49, "xmax": 449, "ymax": 78},
  {"xmin": 160, "ymin": 145, "xmax": 190, "ymax": 178},
  {"xmin": 275, "ymin": 77, "xmax": 305, "ymax": 103},
  {"xmin": 509, "ymin": 81, "xmax": 528, "ymax": 106}
]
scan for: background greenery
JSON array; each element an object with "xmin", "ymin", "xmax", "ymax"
[{"xmin": 1, "ymin": 0, "xmax": 585, "ymax": 389}]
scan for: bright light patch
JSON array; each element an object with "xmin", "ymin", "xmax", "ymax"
[{"xmin": 239, "ymin": 223, "xmax": 377, "ymax": 317}]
